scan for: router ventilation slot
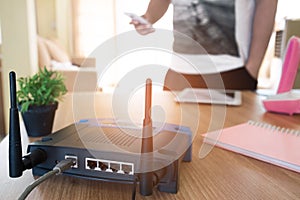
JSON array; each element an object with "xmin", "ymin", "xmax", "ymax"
[{"xmin": 81, "ymin": 127, "xmax": 139, "ymax": 147}]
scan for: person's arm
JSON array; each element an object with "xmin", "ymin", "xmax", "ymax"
[
  {"xmin": 245, "ymin": 0, "xmax": 278, "ymax": 79},
  {"xmin": 132, "ymin": 0, "xmax": 171, "ymax": 35},
  {"xmin": 142, "ymin": 0, "xmax": 171, "ymax": 24}
]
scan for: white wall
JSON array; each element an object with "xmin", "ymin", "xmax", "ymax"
[
  {"xmin": 0, "ymin": 0, "xmax": 38, "ymax": 133},
  {"xmin": 276, "ymin": 0, "xmax": 300, "ymax": 22}
]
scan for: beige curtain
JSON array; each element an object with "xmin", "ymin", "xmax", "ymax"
[
  {"xmin": 70, "ymin": 0, "xmax": 117, "ymax": 57},
  {"xmin": 71, "ymin": 0, "xmax": 82, "ymax": 57}
]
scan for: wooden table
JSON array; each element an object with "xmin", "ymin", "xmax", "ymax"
[{"xmin": 0, "ymin": 91, "xmax": 300, "ymax": 199}]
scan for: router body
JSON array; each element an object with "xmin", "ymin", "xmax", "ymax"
[{"xmin": 27, "ymin": 118, "xmax": 192, "ymax": 194}]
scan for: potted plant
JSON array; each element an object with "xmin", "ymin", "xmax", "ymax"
[{"xmin": 17, "ymin": 67, "xmax": 67, "ymax": 137}]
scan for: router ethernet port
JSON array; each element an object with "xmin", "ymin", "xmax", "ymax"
[
  {"xmin": 99, "ymin": 161, "xmax": 108, "ymax": 171},
  {"xmin": 110, "ymin": 163, "xmax": 120, "ymax": 173},
  {"xmin": 65, "ymin": 155, "xmax": 78, "ymax": 168},
  {"xmin": 122, "ymin": 164, "xmax": 133, "ymax": 175},
  {"xmin": 86, "ymin": 160, "xmax": 97, "ymax": 170}
]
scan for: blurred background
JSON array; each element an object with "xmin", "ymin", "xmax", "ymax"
[{"xmin": 0, "ymin": 0, "xmax": 300, "ymax": 138}]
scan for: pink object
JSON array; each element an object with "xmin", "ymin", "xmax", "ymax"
[
  {"xmin": 277, "ymin": 36, "xmax": 300, "ymax": 93},
  {"xmin": 203, "ymin": 121, "xmax": 300, "ymax": 173},
  {"xmin": 263, "ymin": 92, "xmax": 300, "ymax": 115},
  {"xmin": 263, "ymin": 36, "xmax": 300, "ymax": 115}
]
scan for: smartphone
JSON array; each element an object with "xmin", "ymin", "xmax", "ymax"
[{"xmin": 124, "ymin": 12, "xmax": 150, "ymax": 25}]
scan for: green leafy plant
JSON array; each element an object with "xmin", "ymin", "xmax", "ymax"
[{"xmin": 17, "ymin": 67, "xmax": 67, "ymax": 112}]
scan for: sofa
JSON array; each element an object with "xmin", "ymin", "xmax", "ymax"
[{"xmin": 37, "ymin": 36, "xmax": 98, "ymax": 92}]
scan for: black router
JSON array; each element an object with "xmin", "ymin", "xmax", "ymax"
[{"xmin": 9, "ymin": 72, "xmax": 192, "ymax": 196}]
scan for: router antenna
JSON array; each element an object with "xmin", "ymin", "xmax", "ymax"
[
  {"xmin": 141, "ymin": 78, "xmax": 153, "ymax": 153},
  {"xmin": 144, "ymin": 78, "xmax": 152, "ymax": 126},
  {"xmin": 140, "ymin": 78, "xmax": 154, "ymax": 196},
  {"xmin": 9, "ymin": 71, "xmax": 23, "ymax": 177}
]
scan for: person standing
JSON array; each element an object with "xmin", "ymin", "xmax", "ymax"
[{"xmin": 131, "ymin": 0, "xmax": 278, "ymax": 90}]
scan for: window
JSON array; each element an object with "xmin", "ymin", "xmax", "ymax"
[
  {"xmin": 73, "ymin": 0, "xmax": 173, "ymax": 90},
  {"xmin": 73, "ymin": 0, "xmax": 172, "ymax": 57}
]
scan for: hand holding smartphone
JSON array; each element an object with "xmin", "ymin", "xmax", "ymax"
[
  {"xmin": 125, "ymin": 12, "xmax": 155, "ymax": 35},
  {"xmin": 124, "ymin": 12, "xmax": 150, "ymax": 25}
]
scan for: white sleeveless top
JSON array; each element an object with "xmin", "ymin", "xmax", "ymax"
[{"xmin": 170, "ymin": 0, "xmax": 255, "ymax": 74}]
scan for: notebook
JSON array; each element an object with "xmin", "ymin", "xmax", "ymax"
[{"xmin": 202, "ymin": 121, "xmax": 300, "ymax": 173}]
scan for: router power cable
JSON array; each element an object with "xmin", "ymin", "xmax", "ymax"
[{"xmin": 18, "ymin": 158, "xmax": 76, "ymax": 200}]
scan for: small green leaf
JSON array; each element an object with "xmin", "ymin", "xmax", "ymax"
[{"xmin": 17, "ymin": 67, "xmax": 68, "ymax": 112}]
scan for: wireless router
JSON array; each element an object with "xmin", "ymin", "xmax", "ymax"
[{"xmin": 9, "ymin": 74, "xmax": 192, "ymax": 196}]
